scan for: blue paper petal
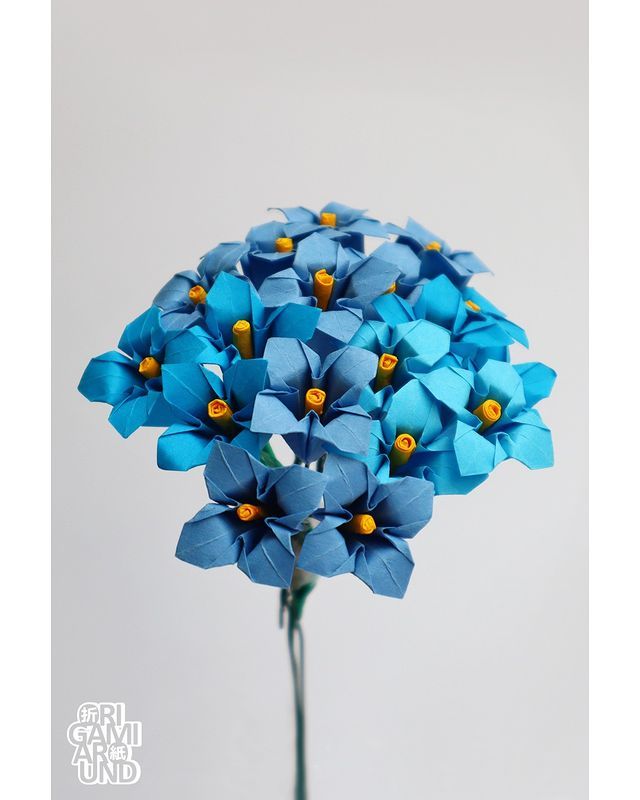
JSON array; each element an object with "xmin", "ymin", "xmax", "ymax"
[
  {"xmin": 204, "ymin": 441, "xmax": 267, "ymax": 504},
  {"xmin": 78, "ymin": 351, "xmax": 141, "ymax": 406},
  {"xmin": 176, "ymin": 504, "xmax": 245, "ymax": 568}
]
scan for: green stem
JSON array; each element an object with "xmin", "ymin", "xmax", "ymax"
[
  {"xmin": 281, "ymin": 573, "xmax": 315, "ymax": 800},
  {"xmin": 261, "ymin": 441, "xmax": 283, "ymax": 468}
]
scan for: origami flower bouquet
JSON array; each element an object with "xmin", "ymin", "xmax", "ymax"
[{"xmin": 79, "ymin": 203, "xmax": 555, "ymax": 798}]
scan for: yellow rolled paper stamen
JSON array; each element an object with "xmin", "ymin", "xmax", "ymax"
[
  {"xmin": 375, "ymin": 353, "xmax": 399, "ymax": 391},
  {"xmin": 236, "ymin": 503, "xmax": 265, "ymax": 523},
  {"xmin": 305, "ymin": 388, "xmax": 326, "ymax": 416},
  {"xmin": 465, "ymin": 299, "xmax": 481, "ymax": 312},
  {"xmin": 383, "ymin": 282, "xmax": 397, "ymax": 294},
  {"xmin": 346, "ymin": 513, "xmax": 376, "ymax": 535},
  {"xmin": 473, "ymin": 399, "xmax": 502, "ymax": 432},
  {"xmin": 319, "ymin": 211, "xmax": 337, "ymax": 227},
  {"xmin": 138, "ymin": 356, "xmax": 161, "ymax": 379},
  {"xmin": 313, "ymin": 269, "xmax": 334, "ymax": 311},
  {"xmin": 425, "ymin": 240, "xmax": 442, "ymax": 251},
  {"xmin": 188, "ymin": 284, "xmax": 208, "ymax": 304},
  {"xmin": 232, "ymin": 319, "xmax": 254, "ymax": 359},
  {"xmin": 275, "ymin": 237, "xmax": 294, "ymax": 253},
  {"xmin": 207, "ymin": 398, "xmax": 235, "ymax": 431},
  {"xmin": 390, "ymin": 433, "xmax": 417, "ymax": 469}
]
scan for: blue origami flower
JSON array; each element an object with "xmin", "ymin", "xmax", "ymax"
[
  {"xmin": 273, "ymin": 201, "xmax": 388, "ymax": 250},
  {"xmin": 157, "ymin": 353, "xmax": 269, "ymax": 471},
  {"xmin": 250, "ymin": 338, "xmax": 378, "ymax": 463},
  {"xmin": 375, "ymin": 359, "xmax": 556, "ymax": 494},
  {"xmin": 297, "ymin": 454, "xmax": 434, "ymax": 598},
  {"xmin": 258, "ymin": 233, "xmax": 400, "ymax": 358},
  {"xmin": 350, "ymin": 316, "xmax": 451, "ymax": 399},
  {"xmin": 153, "ymin": 242, "xmax": 246, "ymax": 331},
  {"xmin": 204, "ymin": 272, "xmax": 321, "ymax": 358},
  {"xmin": 362, "ymin": 377, "xmax": 449, "ymax": 480},
  {"xmin": 368, "ymin": 241, "xmax": 423, "ymax": 298},
  {"xmin": 78, "ymin": 307, "xmax": 222, "ymax": 438},
  {"xmin": 176, "ymin": 441, "xmax": 326, "ymax": 588},
  {"xmin": 386, "ymin": 217, "xmax": 490, "ymax": 287},
  {"xmin": 372, "ymin": 274, "xmax": 527, "ymax": 369},
  {"xmin": 241, "ymin": 219, "xmax": 345, "ymax": 290}
]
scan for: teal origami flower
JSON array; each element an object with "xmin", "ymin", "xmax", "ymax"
[
  {"xmin": 203, "ymin": 272, "xmax": 321, "ymax": 358},
  {"xmin": 176, "ymin": 442, "xmax": 326, "ymax": 588},
  {"xmin": 366, "ymin": 360, "xmax": 555, "ymax": 494},
  {"xmin": 362, "ymin": 377, "xmax": 449, "ymax": 479},
  {"xmin": 153, "ymin": 242, "xmax": 246, "ymax": 331},
  {"xmin": 350, "ymin": 316, "xmax": 451, "ymax": 396},
  {"xmin": 157, "ymin": 354, "xmax": 269, "ymax": 471},
  {"xmin": 372, "ymin": 274, "xmax": 527, "ymax": 368},
  {"xmin": 78, "ymin": 307, "xmax": 221, "ymax": 438},
  {"xmin": 297, "ymin": 454, "xmax": 434, "ymax": 598}
]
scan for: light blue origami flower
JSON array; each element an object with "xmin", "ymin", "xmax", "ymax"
[
  {"xmin": 204, "ymin": 272, "xmax": 321, "ymax": 357},
  {"xmin": 386, "ymin": 217, "xmax": 490, "ymax": 287},
  {"xmin": 78, "ymin": 307, "xmax": 221, "ymax": 438},
  {"xmin": 176, "ymin": 441, "xmax": 326, "ymax": 588},
  {"xmin": 297, "ymin": 454, "xmax": 433, "ymax": 598},
  {"xmin": 373, "ymin": 359, "xmax": 556, "ymax": 494},
  {"xmin": 362, "ymin": 378, "xmax": 449, "ymax": 479},
  {"xmin": 250, "ymin": 338, "xmax": 378, "ymax": 463},
  {"xmin": 258, "ymin": 233, "xmax": 400, "ymax": 358},
  {"xmin": 274, "ymin": 201, "xmax": 388, "ymax": 250},
  {"xmin": 157, "ymin": 354, "xmax": 269, "ymax": 471},
  {"xmin": 153, "ymin": 242, "xmax": 246, "ymax": 331},
  {"xmin": 372, "ymin": 274, "xmax": 527, "ymax": 368},
  {"xmin": 350, "ymin": 316, "xmax": 451, "ymax": 397}
]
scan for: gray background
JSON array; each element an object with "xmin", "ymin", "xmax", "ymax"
[{"xmin": 53, "ymin": 0, "xmax": 587, "ymax": 797}]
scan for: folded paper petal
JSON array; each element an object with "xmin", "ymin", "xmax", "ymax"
[
  {"xmin": 353, "ymin": 535, "xmax": 414, "ymax": 599},
  {"xmin": 78, "ymin": 352, "xmax": 142, "ymax": 406},
  {"xmin": 176, "ymin": 504, "xmax": 247, "ymax": 569},
  {"xmin": 514, "ymin": 362, "xmax": 557, "ymax": 407},
  {"xmin": 157, "ymin": 423, "xmax": 216, "ymax": 471},
  {"xmin": 204, "ymin": 440, "xmax": 267, "ymax": 504},
  {"xmin": 198, "ymin": 241, "xmax": 247, "ymax": 282},
  {"xmin": 237, "ymin": 531, "xmax": 296, "ymax": 588}
]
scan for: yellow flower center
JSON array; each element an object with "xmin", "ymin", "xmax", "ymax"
[
  {"xmin": 346, "ymin": 513, "xmax": 376, "ymax": 535},
  {"xmin": 207, "ymin": 398, "xmax": 234, "ymax": 430},
  {"xmin": 319, "ymin": 211, "xmax": 337, "ymax": 227},
  {"xmin": 138, "ymin": 356, "xmax": 161, "ymax": 379},
  {"xmin": 188, "ymin": 284, "xmax": 208, "ymax": 304},
  {"xmin": 236, "ymin": 503, "xmax": 265, "ymax": 523},
  {"xmin": 473, "ymin": 399, "xmax": 502, "ymax": 432},
  {"xmin": 390, "ymin": 433, "xmax": 417, "ymax": 468},
  {"xmin": 425, "ymin": 241, "xmax": 442, "ymax": 251},
  {"xmin": 232, "ymin": 319, "xmax": 253, "ymax": 359},
  {"xmin": 304, "ymin": 388, "xmax": 326, "ymax": 415},
  {"xmin": 275, "ymin": 237, "xmax": 294, "ymax": 253},
  {"xmin": 384, "ymin": 282, "xmax": 397, "ymax": 294},
  {"xmin": 375, "ymin": 353, "xmax": 398, "ymax": 391},
  {"xmin": 465, "ymin": 299, "xmax": 481, "ymax": 312},
  {"xmin": 313, "ymin": 269, "xmax": 334, "ymax": 311}
]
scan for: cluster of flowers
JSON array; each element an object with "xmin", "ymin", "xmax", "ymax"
[{"xmin": 79, "ymin": 203, "xmax": 555, "ymax": 598}]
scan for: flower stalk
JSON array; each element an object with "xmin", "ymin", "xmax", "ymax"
[{"xmin": 280, "ymin": 568, "xmax": 316, "ymax": 800}]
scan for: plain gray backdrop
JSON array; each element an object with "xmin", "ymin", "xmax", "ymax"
[{"xmin": 53, "ymin": 0, "xmax": 587, "ymax": 797}]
